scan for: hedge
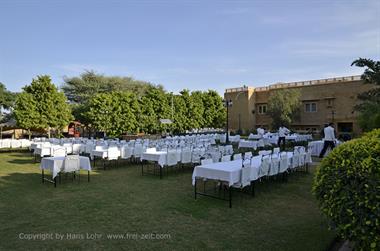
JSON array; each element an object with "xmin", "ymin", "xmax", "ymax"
[{"xmin": 313, "ymin": 129, "xmax": 380, "ymax": 250}]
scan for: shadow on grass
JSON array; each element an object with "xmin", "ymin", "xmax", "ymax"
[{"xmin": 7, "ymin": 158, "xmax": 36, "ymax": 165}]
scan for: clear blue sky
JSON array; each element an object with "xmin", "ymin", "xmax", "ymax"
[{"xmin": 0, "ymin": 0, "xmax": 379, "ymax": 95}]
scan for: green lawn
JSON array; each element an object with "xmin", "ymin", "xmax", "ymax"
[{"xmin": 0, "ymin": 151, "xmax": 335, "ymax": 250}]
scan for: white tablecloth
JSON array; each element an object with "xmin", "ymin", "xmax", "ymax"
[
  {"xmin": 34, "ymin": 147, "xmax": 53, "ymax": 157},
  {"xmin": 40, "ymin": 156, "xmax": 91, "ymax": 179},
  {"xmin": 248, "ymin": 134, "xmax": 262, "ymax": 140},
  {"xmin": 91, "ymin": 150, "xmax": 108, "ymax": 159},
  {"xmin": 192, "ymin": 159, "xmax": 243, "ymax": 186},
  {"xmin": 238, "ymin": 140, "xmax": 258, "ymax": 150},
  {"xmin": 141, "ymin": 151, "xmax": 167, "ymax": 167}
]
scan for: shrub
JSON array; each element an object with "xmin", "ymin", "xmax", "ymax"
[{"xmin": 313, "ymin": 129, "xmax": 380, "ymax": 250}]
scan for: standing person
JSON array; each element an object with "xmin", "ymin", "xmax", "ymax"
[
  {"xmin": 319, "ymin": 123, "xmax": 336, "ymax": 158},
  {"xmin": 278, "ymin": 125, "xmax": 290, "ymax": 150}
]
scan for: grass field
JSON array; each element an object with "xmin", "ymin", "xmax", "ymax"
[{"xmin": 0, "ymin": 151, "xmax": 335, "ymax": 250}]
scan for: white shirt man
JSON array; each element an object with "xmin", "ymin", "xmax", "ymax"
[
  {"xmin": 323, "ymin": 125, "xmax": 336, "ymax": 141},
  {"xmin": 319, "ymin": 123, "xmax": 336, "ymax": 158},
  {"xmin": 278, "ymin": 126, "xmax": 290, "ymax": 150},
  {"xmin": 278, "ymin": 126, "xmax": 290, "ymax": 137}
]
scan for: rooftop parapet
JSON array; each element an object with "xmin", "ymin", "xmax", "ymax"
[{"xmin": 225, "ymin": 75, "xmax": 362, "ymax": 93}]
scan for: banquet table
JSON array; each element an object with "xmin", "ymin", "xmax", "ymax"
[
  {"xmin": 40, "ymin": 156, "xmax": 91, "ymax": 187},
  {"xmin": 141, "ymin": 149, "xmax": 186, "ymax": 178},
  {"xmin": 192, "ymin": 160, "xmax": 243, "ymax": 208},
  {"xmin": 141, "ymin": 151, "xmax": 168, "ymax": 167},
  {"xmin": 238, "ymin": 140, "xmax": 258, "ymax": 150},
  {"xmin": 140, "ymin": 151, "xmax": 169, "ymax": 179}
]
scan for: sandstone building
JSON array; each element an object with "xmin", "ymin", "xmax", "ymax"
[{"xmin": 224, "ymin": 75, "xmax": 375, "ymax": 137}]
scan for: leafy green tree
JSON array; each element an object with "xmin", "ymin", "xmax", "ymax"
[
  {"xmin": 171, "ymin": 94, "xmax": 188, "ymax": 133},
  {"xmin": 351, "ymin": 58, "xmax": 380, "ymax": 131},
  {"xmin": 87, "ymin": 91, "xmax": 139, "ymax": 137},
  {"xmin": 62, "ymin": 70, "xmax": 162, "ymax": 103},
  {"xmin": 146, "ymin": 87, "xmax": 171, "ymax": 133},
  {"xmin": 189, "ymin": 91, "xmax": 205, "ymax": 129},
  {"xmin": 0, "ymin": 83, "xmax": 15, "ymax": 110},
  {"xmin": 62, "ymin": 70, "xmax": 227, "ymax": 135},
  {"xmin": 0, "ymin": 83, "xmax": 16, "ymax": 120},
  {"xmin": 202, "ymin": 90, "xmax": 226, "ymax": 128},
  {"xmin": 267, "ymin": 88, "xmax": 301, "ymax": 129},
  {"xmin": 14, "ymin": 75, "xmax": 73, "ymax": 138},
  {"xmin": 13, "ymin": 93, "xmax": 39, "ymax": 139}
]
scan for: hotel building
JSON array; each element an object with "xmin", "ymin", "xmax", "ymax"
[{"xmin": 224, "ymin": 75, "xmax": 376, "ymax": 136}]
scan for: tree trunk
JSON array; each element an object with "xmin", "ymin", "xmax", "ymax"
[{"xmin": 28, "ymin": 129, "xmax": 31, "ymax": 140}]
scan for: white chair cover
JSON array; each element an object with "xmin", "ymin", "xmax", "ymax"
[
  {"xmin": 233, "ymin": 153, "xmax": 242, "ymax": 160},
  {"xmin": 52, "ymin": 147, "xmax": 66, "ymax": 157},
  {"xmin": 221, "ymin": 155, "xmax": 231, "ymax": 162},
  {"xmin": 166, "ymin": 150, "xmax": 178, "ymax": 167},
  {"xmin": 244, "ymin": 152, "xmax": 252, "ymax": 160},
  {"xmin": 201, "ymin": 158, "xmax": 213, "ymax": 165},
  {"xmin": 181, "ymin": 148, "xmax": 192, "ymax": 164},
  {"xmin": 279, "ymin": 152, "xmax": 289, "ymax": 173},
  {"xmin": 64, "ymin": 155, "xmax": 80, "ymax": 172},
  {"xmin": 259, "ymin": 155, "xmax": 271, "ymax": 178},
  {"xmin": 269, "ymin": 155, "xmax": 280, "ymax": 176}
]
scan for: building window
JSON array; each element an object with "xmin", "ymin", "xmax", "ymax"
[
  {"xmin": 305, "ymin": 102, "xmax": 317, "ymax": 112},
  {"xmin": 258, "ymin": 104, "xmax": 267, "ymax": 114},
  {"xmin": 326, "ymin": 99, "xmax": 334, "ymax": 108}
]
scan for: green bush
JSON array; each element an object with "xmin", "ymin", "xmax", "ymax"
[{"xmin": 313, "ymin": 129, "xmax": 380, "ymax": 250}]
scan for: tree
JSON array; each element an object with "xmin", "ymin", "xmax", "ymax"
[
  {"xmin": 202, "ymin": 90, "xmax": 226, "ymax": 129},
  {"xmin": 351, "ymin": 58, "xmax": 380, "ymax": 131},
  {"xmin": 171, "ymin": 94, "xmax": 188, "ymax": 133},
  {"xmin": 189, "ymin": 91, "xmax": 205, "ymax": 129},
  {"xmin": 87, "ymin": 91, "xmax": 139, "ymax": 137},
  {"xmin": 0, "ymin": 82, "xmax": 16, "ymax": 120},
  {"xmin": 267, "ymin": 88, "xmax": 301, "ymax": 129},
  {"xmin": 13, "ymin": 93, "xmax": 39, "ymax": 139},
  {"xmin": 62, "ymin": 70, "xmax": 162, "ymax": 103},
  {"xmin": 145, "ymin": 87, "xmax": 171, "ymax": 133},
  {"xmin": 14, "ymin": 75, "xmax": 73, "ymax": 138},
  {"xmin": 0, "ymin": 82, "xmax": 15, "ymax": 109}
]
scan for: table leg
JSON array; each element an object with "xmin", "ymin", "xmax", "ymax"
[
  {"xmin": 160, "ymin": 166, "xmax": 162, "ymax": 179},
  {"xmin": 54, "ymin": 176, "xmax": 57, "ymax": 188},
  {"xmin": 251, "ymin": 181, "xmax": 255, "ymax": 197},
  {"xmin": 229, "ymin": 186, "xmax": 232, "ymax": 208},
  {"xmin": 141, "ymin": 161, "xmax": 144, "ymax": 176},
  {"xmin": 194, "ymin": 179, "xmax": 197, "ymax": 199},
  {"xmin": 42, "ymin": 169, "xmax": 44, "ymax": 183},
  {"xmin": 88, "ymin": 171, "xmax": 90, "ymax": 182}
]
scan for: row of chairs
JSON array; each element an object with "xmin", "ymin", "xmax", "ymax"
[{"xmin": 199, "ymin": 146, "xmax": 312, "ymax": 191}]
